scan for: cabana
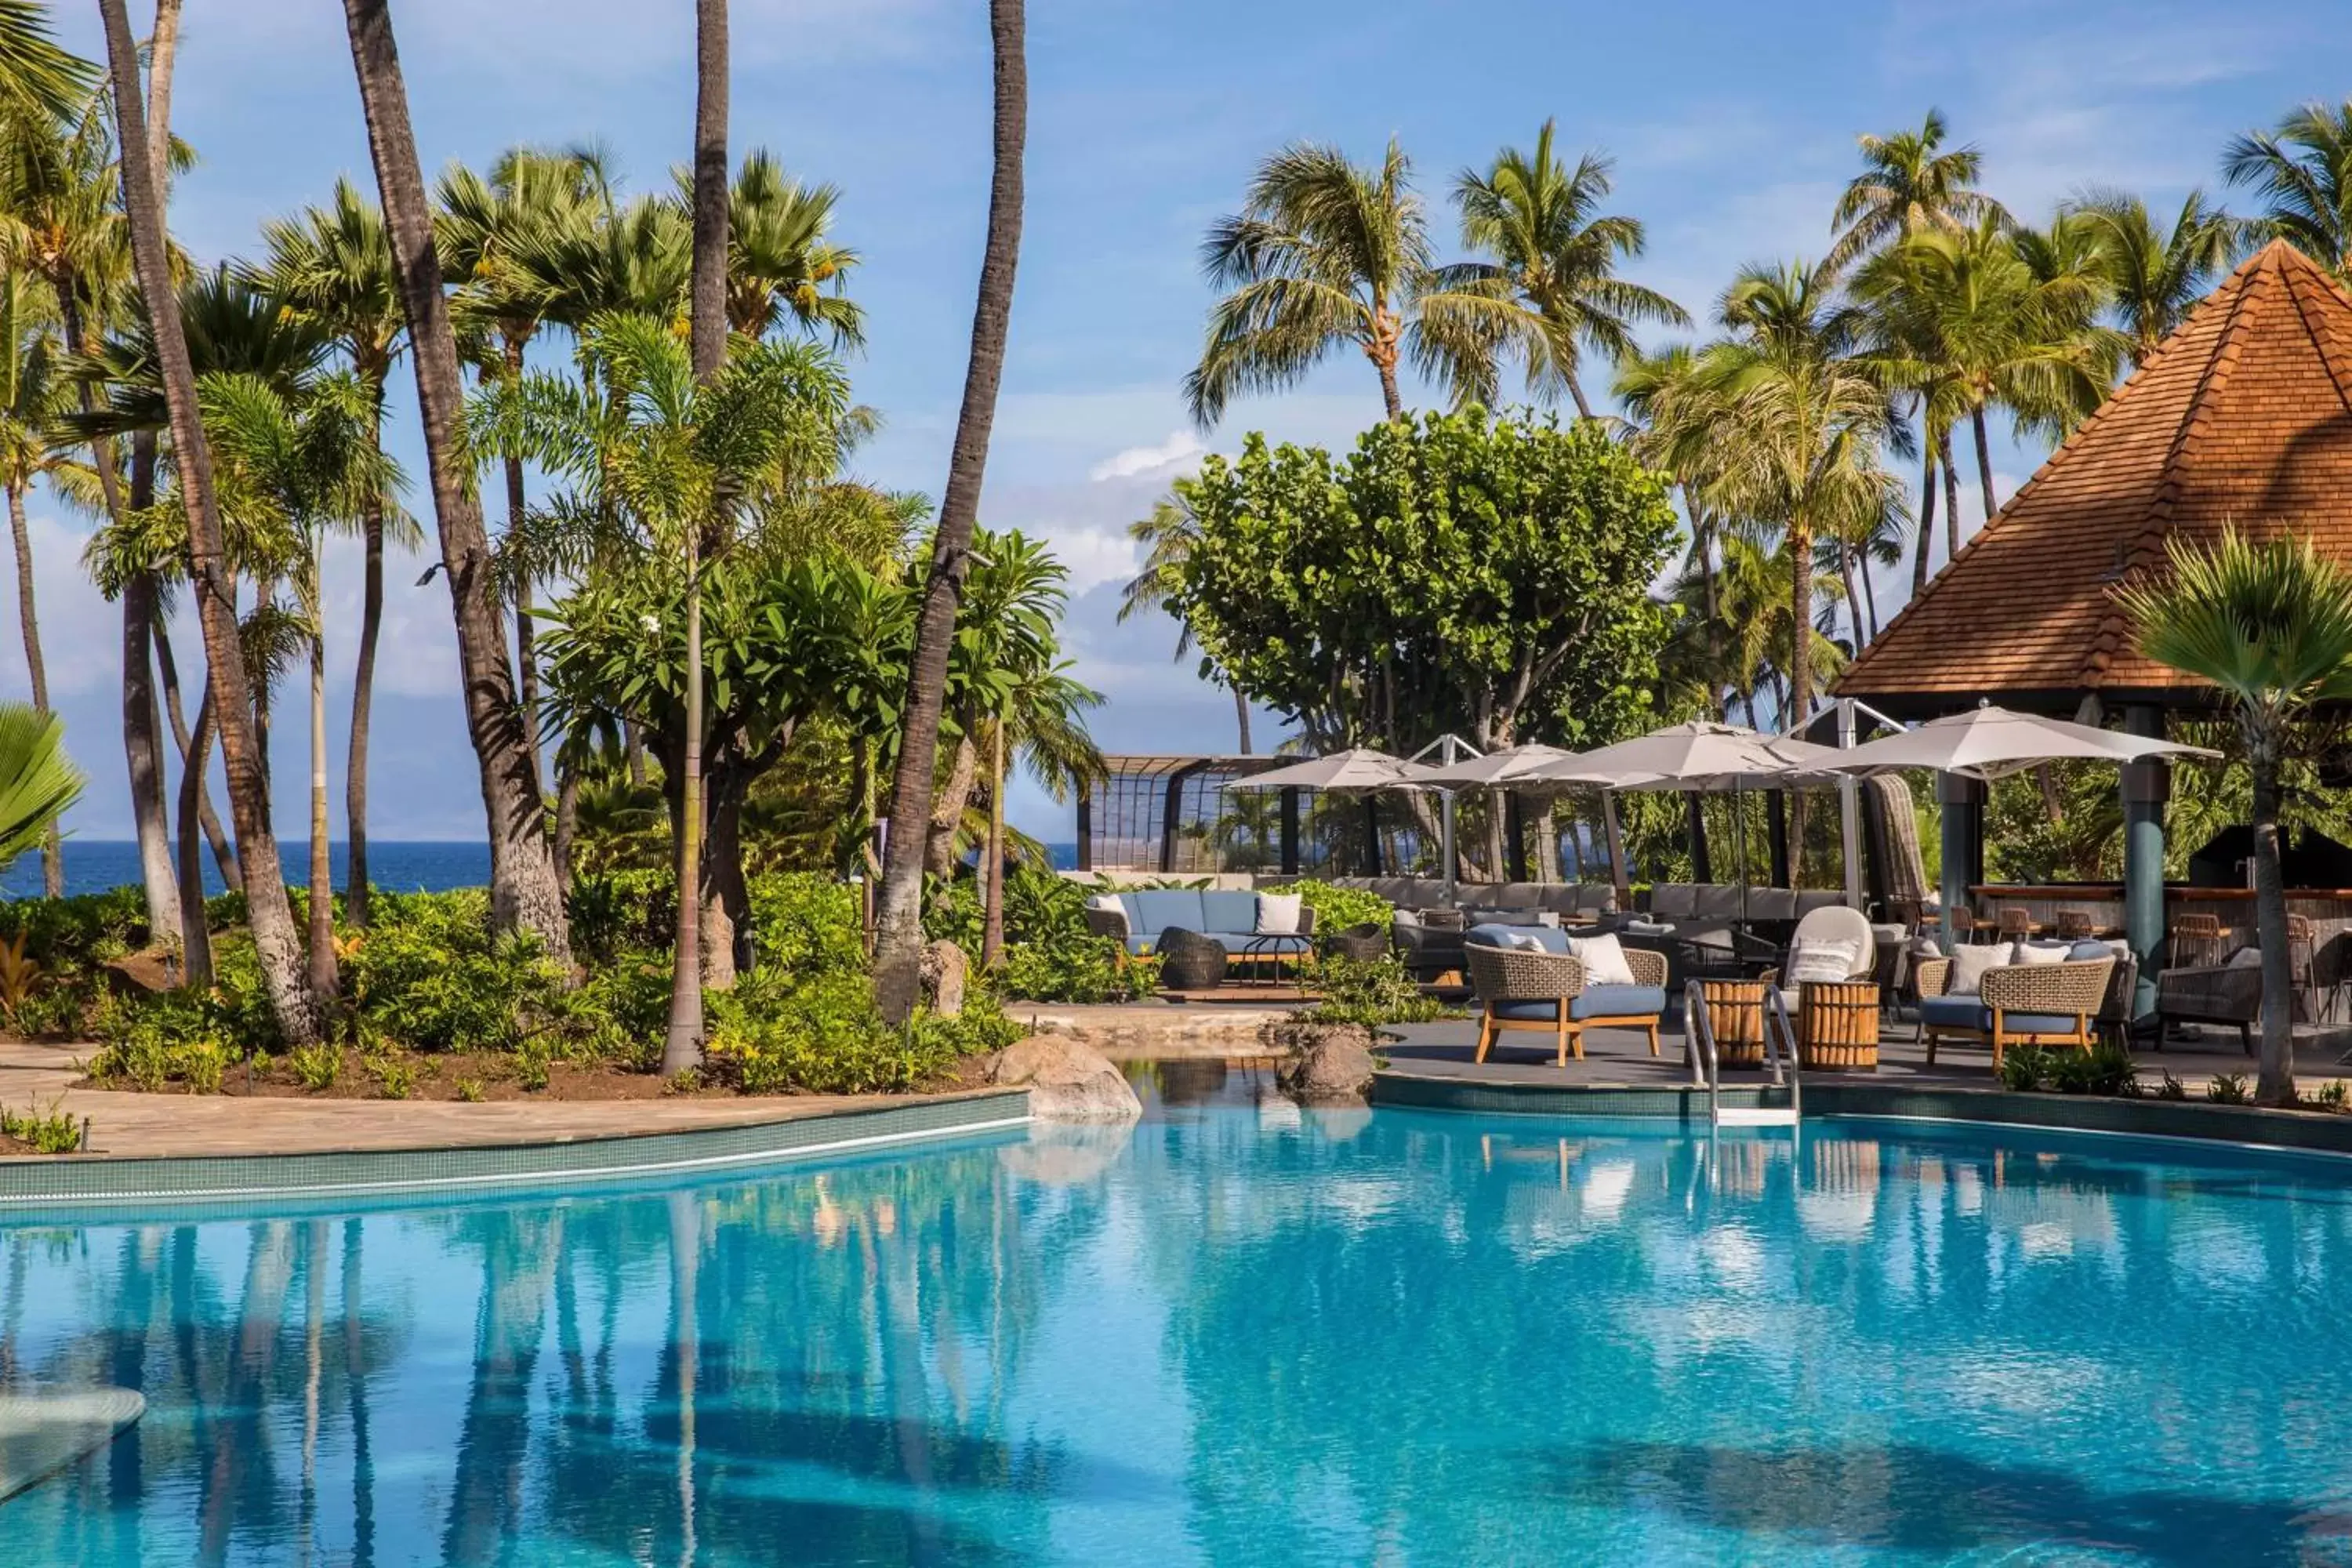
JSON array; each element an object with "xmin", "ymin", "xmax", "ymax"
[{"xmin": 1836, "ymin": 241, "xmax": 2352, "ymax": 1013}]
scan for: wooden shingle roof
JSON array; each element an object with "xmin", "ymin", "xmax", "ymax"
[{"xmin": 1836, "ymin": 239, "xmax": 2352, "ymax": 716}]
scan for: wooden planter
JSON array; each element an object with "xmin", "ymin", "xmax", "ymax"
[
  {"xmin": 1798, "ymin": 981, "xmax": 1880, "ymax": 1072},
  {"xmin": 1701, "ymin": 979, "xmax": 1769, "ymax": 1069}
]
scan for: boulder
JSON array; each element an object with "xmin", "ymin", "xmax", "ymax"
[
  {"xmin": 989, "ymin": 1035, "xmax": 1142, "ymax": 1123},
  {"xmin": 920, "ymin": 939, "xmax": 968, "ymax": 1019},
  {"xmin": 1269, "ymin": 1019, "xmax": 1379, "ymax": 1106}
]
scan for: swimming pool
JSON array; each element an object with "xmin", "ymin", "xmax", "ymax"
[{"xmin": 6, "ymin": 1062, "xmax": 2352, "ymax": 1565}]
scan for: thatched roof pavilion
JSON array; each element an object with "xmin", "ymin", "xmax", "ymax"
[{"xmin": 1835, "ymin": 240, "xmax": 2352, "ymax": 1004}]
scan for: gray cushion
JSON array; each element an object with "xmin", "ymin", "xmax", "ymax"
[
  {"xmin": 1693, "ymin": 885, "xmax": 1744, "ymax": 920},
  {"xmin": 1200, "ymin": 890, "xmax": 1259, "ymax": 935},
  {"xmin": 1918, "ymin": 995, "xmax": 2082, "ymax": 1035},
  {"xmin": 1490, "ymin": 998, "xmax": 1569, "ymax": 1022},
  {"xmin": 1748, "ymin": 888, "xmax": 1798, "ymax": 922},
  {"xmin": 1570, "ymin": 984, "xmax": 1668, "ymax": 1021},
  {"xmin": 1649, "ymin": 884, "xmax": 1698, "ymax": 920},
  {"xmin": 1497, "ymin": 882, "xmax": 1547, "ymax": 909},
  {"xmin": 1795, "ymin": 891, "xmax": 1845, "ymax": 915},
  {"xmin": 1466, "ymin": 922, "xmax": 1570, "ymax": 953},
  {"xmin": 1130, "ymin": 889, "xmax": 1205, "ymax": 937}
]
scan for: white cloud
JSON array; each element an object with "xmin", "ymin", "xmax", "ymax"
[{"xmin": 1088, "ymin": 430, "xmax": 1203, "ymax": 483}]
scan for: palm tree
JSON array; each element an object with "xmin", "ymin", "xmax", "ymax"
[
  {"xmin": 666, "ymin": 0, "xmax": 731, "ymax": 1073},
  {"xmin": 2223, "ymin": 100, "xmax": 2352, "ymax": 276},
  {"xmin": 0, "ymin": 702, "xmax": 79, "ymax": 876},
  {"xmin": 2118, "ymin": 529, "xmax": 2352, "ymax": 1105},
  {"xmin": 1824, "ymin": 108, "xmax": 2009, "ymax": 274},
  {"xmin": 872, "ymin": 0, "xmax": 1026, "ymax": 1025},
  {"xmin": 691, "ymin": 149, "xmax": 862, "ymax": 344},
  {"xmin": 0, "ymin": 270, "xmax": 72, "ymax": 895},
  {"xmin": 99, "ymin": 0, "xmax": 317, "ymax": 1042},
  {"xmin": 1692, "ymin": 260, "xmax": 1896, "ymax": 728},
  {"xmin": 341, "ymin": 0, "xmax": 572, "ymax": 967},
  {"xmin": 1615, "ymin": 343, "xmax": 1733, "ymax": 713},
  {"xmin": 255, "ymin": 177, "xmax": 411, "ymax": 927},
  {"xmin": 2065, "ymin": 187, "xmax": 2243, "ymax": 366},
  {"xmin": 1120, "ymin": 495, "xmax": 1250, "ymax": 752},
  {"xmin": 0, "ymin": 2, "xmax": 96, "ymax": 123},
  {"xmin": 1186, "ymin": 138, "xmax": 1490, "ymax": 426},
  {"xmin": 1439, "ymin": 123, "xmax": 1688, "ymax": 418}
]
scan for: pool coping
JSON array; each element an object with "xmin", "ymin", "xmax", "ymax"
[
  {"xmin": 1370, "ymin": 1070, "xmax": 2352, "ymax": 1158},
  {"xmin": 0, "ymin": 1089, "xmax": 1032, "ymax": 1208}
]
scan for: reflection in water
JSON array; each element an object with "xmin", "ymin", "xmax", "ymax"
[{"xmin": 5, "ymin": 1112, "xmax": 2352, "ymax": 1565}]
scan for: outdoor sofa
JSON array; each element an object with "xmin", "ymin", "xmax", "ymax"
[
  {"xmin": 1083, "ymin": 888, "xmax": 1315, "ymax": 956},
  {"xmin": 1461, "ymin": 924, "xmax": 1668, "ymax": 1065}
]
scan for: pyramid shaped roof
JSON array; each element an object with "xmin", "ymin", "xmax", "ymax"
[{"xmin": 1837, "ymin": 239, "xmax": 2352, "ymax": 716}]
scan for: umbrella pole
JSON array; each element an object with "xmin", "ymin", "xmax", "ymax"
[
  {"xmin": 1838, "ymin": 697, "xmax": 1864, "ymax": 911},
  {"xmin": 1736, "ymin": 780, "xmax": 1750, "ymax": 948},
  {"xmin": 1602, "ymin": 790, "xmax": 1628, "ymax": 905},
  {"xmin": 1441, "ymin": 789, "xmax": 1457, "ymax": 906}
]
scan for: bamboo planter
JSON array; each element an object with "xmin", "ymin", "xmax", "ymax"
[
  {"xmin": 1798, "ymin": 981, "xmax": 1881, "ymax": 1072},
  {"xmin": 1702, "ymin": 980, "xmax": 1769, "ymax": 1069}
]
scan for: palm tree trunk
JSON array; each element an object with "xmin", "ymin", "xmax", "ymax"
[
  {"xmin": 551, "ymin": 761, "xmax": 579, "ymax": 887},
  {"xmin": 1786, "ymin": 516, "xmax": 1813, "ymax": 724},
  {"xmin": 121, "ymin": 573, "xmax": 180, "ymax": 939},
  {"xmin": 1941, "ymin": 431, "xmax": 1962, "ymax": 564},
  {"xmin": 307, "ymin": 623, "xmax": 337, "ymax": 1007},
  {"xmin": 347, "ymin": 428, "xmax": 384, "ymax": 927},
  {"xmin": 177, "ymin": 677, "xmax": 216, "ymax": 989},
  {"xmin": 1838, "ymin": 543, "xmax": 1866, "ymax": 652},
  {"xmin": 5, "ymin": 481, "xmax": 57, "ymax": 898},
  {"xmin": 662, "ymin": 0, "xmax": 731, "ymax": 1073},
  {"xmin": 101, "ymin": 0, "xmax": 315, "ymax": 1041},
  {"xmin": 1565, "ymin": 372, "xmax": 1596, "ymax": 422},
  {"xmin": 1860, "ymin": 552, "xmax": 1882, "ymax": 643},
  {"xmin": 1231, "ymin": 681, "xmax": 1251, "ymax": 754},
  {"xmin": 925, "ymin": 735, "xmax": 978, "ymax": 877},
  {"xmin": 873, "ymin": 0, "xmax": 1025, "ymax": 1025},
  {"xmin": 1911, "ymin": 442, "xmax": 1937, "ymax": 597},
  {"xmin": 2250, "ymin": 733, "xmax": 2296, "ymax": 1104},
  {"xmin": 500, "ymin": 338, "xmax": 542, "ymax": 806},
  {"xmin": 149, "ymin": 608, "xmax": 238, "ymax": 887},
  {"xmin": 1971, "ymin": 406, "xmax": 1998, "ymax": 526},
  {"xmin": 981, "ymin": 725, "xmax": 1005, "ymax": 967},
  {"xmin": 341, "ymin": 0, "xmax": 571, "ymax": 968}
]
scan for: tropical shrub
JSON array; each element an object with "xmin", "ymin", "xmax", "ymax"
[
  {"xmin": 0, "ymin": 1098, "xmax": 78, "ymax": 1153},
  {"xmin": 747, "ymin": 871, "xmax": 866, "ymax": 980},
  {"xmin": 1288, "ymin": 879, "xmax": 1394, "ymax": 940},
  {"xmin": 995, "ymin": 937, "xmax": 1159, "ymax": 1004},
  {"xmin": 1997, "ymin": 1041, "xmax": 2137, "ymax": 1096},
  {"xmin": 567, "ymin": 867, "xmax": 676, "ymax": 964},
  {"xmin": 1306, "ymin": 954, "xmax": 1450, "ymax": 1026},
  {"xmin": 706, "ymin": 968, "xmax": 964, "ymax": 1094},
  {"xmin": 345, "ymin": 892, "xmax": 568, "ymax": 1053}
]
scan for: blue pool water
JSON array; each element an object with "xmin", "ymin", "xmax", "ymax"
[{"xmin": 6, "ymin": 1069, "xmax": 2352, "ymax": 1565}]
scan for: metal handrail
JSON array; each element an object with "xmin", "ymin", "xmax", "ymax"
[
  {"xmin": 1684, "ymin": 980, "xmax": 1721, "ymax": 1124},
  {"xmin": 1762, "ymin": 984, "xmax": 1804, "ymax": 1122}
]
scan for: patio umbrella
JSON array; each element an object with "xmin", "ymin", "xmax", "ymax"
[
  {"xmin": 1813, "ymin": 704, "xmax": 2219, "ymax": 779},
  {"xmin": 1229, "ymin": 748, "xmax": 1434, "ymax": 791},
  {"xmin": 1412, "ymin": 743, "xmax": 1577, "ymax": 788}
]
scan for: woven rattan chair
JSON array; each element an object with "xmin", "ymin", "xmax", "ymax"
[
  {"xmin": 1156, "ymin": 928, "xmax": 1227, "ymax": 991},
  {"xmin": 2055, "ymin": 908, "xmax": 2101, "ymax": 942},
  {"xmin": 1915, "ymin": 954, "xmax": 2115, "ymax": 1071},
  {"xmin": 2169, "ymin": 913, "xmax": 2225, "ymax": 970},
  {"xmin": 1464, "ymin": 942, "xmax": 1668, "ymax": 1065},
  {"xmin": 1947, "ymin": 902, "xmax": 1998, "ymax": 944},
  {"xmin": 1323, "ymin": 922, "xmax": 1389, "ymax": 963},
  {"xmin": 1996, "ymin": 906, "xmax": 2044, "ymax": 942}
]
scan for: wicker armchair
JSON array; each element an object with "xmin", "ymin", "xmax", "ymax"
[
  {"xmin": 1464, "ymin": 942, "xmax": 1668, "ymax": 1066},
  {"xmin": 1156, "ymin": 928, "xmax": 1228, "ymax": 990},
  {"xmin": 2155, "ymin": 959, "xmax": 2261, "ymax": 1054},
  {"xmin": 1916, "ymin": 955, "xmax": 2115, "ymax": 1070},
  {"xmin": 1083, "ymin": 904, "xmax": 1131, "ymax": 942}
]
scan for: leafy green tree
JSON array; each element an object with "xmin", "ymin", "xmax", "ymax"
[
  {"xmin": 1167, "ymin": 409, "xmax": 1680, "ymax": 757},
  {"xmin": 2065, "ymin": 187, "xmax": 2244, "ymax": 366},
  {"xmin": 1185, "ymin": 138, "xmax": 1491, "ymax": 426},
  {"xmin": 2118, "ymin": 530, "xmax": 2352, "ymax": 1105},
  {"xmin": 2224, "ymin": 100, "xmax": 2352, "ymax": 276},
  {"xmin": 1824, "ymin": 107, "xmax": 2008, "ymax": 274},
  {"xmin": 1439, "ymin": 122, "xmax": 1687, "ymax": 418}
]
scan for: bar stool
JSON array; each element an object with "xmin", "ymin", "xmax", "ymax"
[
  {"xmin": 2169, "ymin": 913, "xmax": 2225, "ymax": 970},
  {"xmin": 1947, "ymin": 902, "xmax": 1998, "ymax": 944},
  {"xmin": 2056, "ymin": 908, "xmax": 2097, "ymax": 942},
  {"xmin": 1996, "ymin": 906, "xmax": 2045, "ymax": 943},
  {"xmin": 2287, "ymin": 913, "xmax": 2318, "ymax": 1024}
]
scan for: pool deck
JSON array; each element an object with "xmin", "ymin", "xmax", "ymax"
[
  {"xmin": 0, "ymin": 1038, "xmax": 983, "ymax": 1160},
  {"xmin": 1375, "ymin": 1014, "xmax": 2352, "ymax": 1094}
]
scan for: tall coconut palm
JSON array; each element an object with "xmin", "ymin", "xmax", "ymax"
[
  {"xmin": 2223, "ymin": 100, "xmax": 2352, "ymax": 277},
  {"xmin": 1186, "ymin": 138, "xmax": 1492, "ymax": 426},
  {"xmin": 340, "ymin": 0, "xmax": 572, "ymax": 965},
  {"xmin": 1692, "ymin": 260, "xmax": 1896, "ymax": 729},
  {"xmin": 1120, "ymin": 495, "xmax": 1249, "ymax": 752},
  {"xmin": 98, "ymin": 0, "xmax": 316, "ymax": 1042},
  {"xmin": 872, "ymin": 0, "xmax": 1025, "ymax": 1025},
  {"xmin": 2119, "ymin": 529, "xmax": 2352, "ymax": 1105},
  {"xmin": 255, "ymin": 177, "xmax": 412, "ymax": 927},
  {"xmin": 2064, "ymin": 188, "xmax": 2243, "ymax": 367},
  {"xmin": 1824, "ymin": 108, "xmax": 2009, "ymax": 275},
  {"xmin": 679, "ymin": 148, "xmax": 862, "ymax": 344},
  {"xmin": 0, "ymin": 270, "xmax": 72, "ymax": 895},
  {"xmin": 437, "ymin": 145, "xmax": 612, "ymax": 804},
  {"xmin": 1438, "ymin": 123, "xmax": 1688, "ymax": 418}
]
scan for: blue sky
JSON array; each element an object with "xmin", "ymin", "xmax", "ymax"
[{"xmin": 13, "ymin": 0, "xmax": 2350, "ymax": 844}]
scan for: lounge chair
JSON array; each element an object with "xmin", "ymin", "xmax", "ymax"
[
  {"xmin": 1916, "ymin": 946, "xmax": 2116, "ymax": 1071},
  {"xmin": 1463, "ymin": 924, "xmax": 1668, "ymax": 1065}
]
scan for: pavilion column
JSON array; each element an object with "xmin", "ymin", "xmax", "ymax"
[
  {"xmin": 1766, "ymin": 792, "xmax": 1791, "ymax": 888},
  {"xmin": 1278, "ymin": 787, "xmax": 1300, "ymax": 876},
  {"xmin": 2122, "ymin": 703, "xmax": 2170, "ymax": 1018},
  {"xmin": 1936, "ymin": 773, "xmax": 1985, "ymax": 955}
]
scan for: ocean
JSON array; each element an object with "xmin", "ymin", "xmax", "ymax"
[{"xmin": 2, "ymin": 840, "xmax": 1085, "ymax": 899}]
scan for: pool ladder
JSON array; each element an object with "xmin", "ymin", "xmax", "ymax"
[{"xmin": 1684, "ymin": 980, "xmax": 1802, "ymax": 1128}]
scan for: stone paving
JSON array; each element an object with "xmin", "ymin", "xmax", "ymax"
[{"xmin": 0, "ymin": 1040, "xmax": 950, "ymax": 1160}]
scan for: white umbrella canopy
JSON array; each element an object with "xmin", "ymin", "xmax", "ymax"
[
  {"xmin": 1229, "ymin": 747, "xmax": 1435, "ymax": 791},
  {"xmin": 1521, "ymin": 722, "xmax": 1842, "ymax": 790},
  {"xmin": 1819, "ymin": 706, "xmax": 2220, "ymax": 781},
  {"xmin": 1413, "ymin": 743, "xmax": 1579, "ymax": 788}
]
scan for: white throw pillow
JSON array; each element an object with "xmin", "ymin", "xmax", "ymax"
[
  {"xmin": 1787, "ymin": 937, "xmax": 1861, "ymax": 985},
  {"xmin": 1503, "ymin": 931, "xmax": 1548, "ymax": 953},
  {"xmin": 1567, "ymin": 933, "xmax": 1638, "ymax": 986},
  {"xmin": 1946, "ymin": 943, "xmax": 2011, "ymax": 996},
  {"xmin": 1084, "ymin": 894, "xmax": 1121, "ymax": 912},
  {"xmin": 2012, "ymin": 942, "xmax": 2069, "ymax": 967},
  {"xmin": 1254, "ymin": 893, "xmax": 1303, "ymax": 935}
]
